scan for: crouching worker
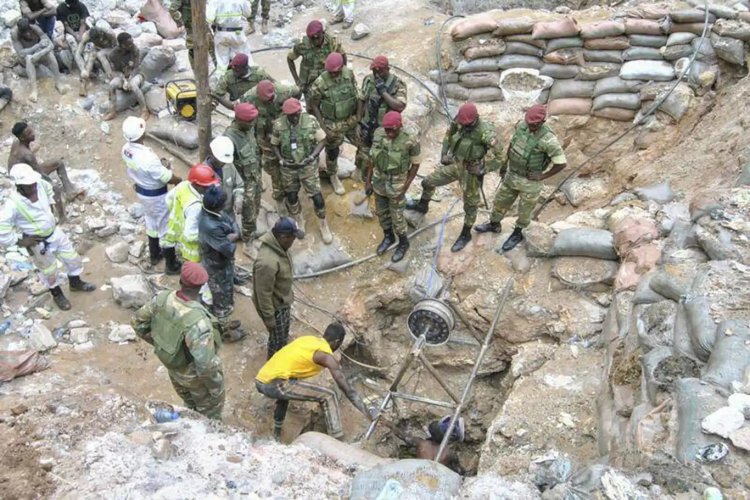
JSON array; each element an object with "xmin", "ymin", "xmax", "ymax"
[
  {"xmin": 132, "ymin": 262, "xmax": 225, "ymax": 420},
  {"xmin": 0, "ymin": 164, "xmax": 95, "ymax": 311},
  {"xmin": 255, "ymin": 322, "xmax": 373, "ymax": 441}
]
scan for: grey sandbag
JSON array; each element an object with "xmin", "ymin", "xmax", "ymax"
[
  {"xmin": 504, "ymin": 41, "xmax": 544, "ymax": 57},
  {"xmin": 636, "ymin": 300, "xmax": 677, "ymax": 351},
  {"xmin": 551, "ymin": 228, "xmax": 618, "ymax": 260},
  {"xmin": 594, "ymin": 76, "xmax": 644, "ymax": 96},
  {"xmin": 703, "ymin": 320, "xmax": 750, "ymax": 389},
  {"xmin": 629, "ymin": 34, "xmax": 668, "ymax": 47},
  {"xmin": 674, "ymin": 303, "xmax": 699, "ymax": 359},
  {"xmin": 712, "ymin": 19, "xmax": 750, "ymax": 41},
  {"xmin": 577, "ymin": 62, "xmax": 621, "ymax": 81},
  {"xmin": 691, "ymin": 37, "xmax": 718, "ymax": 63},
  {"xmin": 672, "ymin": 22, "xmax": 714, "ymax": 36},
  {"xmin": 541, "ymin": 64, "xmax": 580, "ymax": 79},
  {"xmin": 444, "ymin": 83, "xmax": 470, "ymax": 100},
  {"xmin": 497, "ymin": 54, "xmax": 542, "ymax": 70},
  {"xmin": 623, "ymin": 47, "xmax": 664, "ymax": 61},
  {"xmin": 661, "ymin": 220, "xmax": 700, "ymax": 264},
  {"xmin": 583, "ymin": 49, "xmax": 623, "ymax": 63},
  {"xmin": 642, "ymin": 346, "xmax": 673, "ymax": 406},
  {"xmin": 633, "ymin": 271, "xmax": 668, "ymax": 305},
  {"xmin": 670, "ymin": 9, "xmax": 716, "ymax": 24},
  {"xmin": 456, "ymin": 57, "xmax": 501, "ymax": 73},
  {"xmin": 505, "ymin": 34, "xmax": 546, "ymax": 49},
  {"xmin": 666, "ymin": 32, "xmax": 697, "ymax": 46},
  {"xmin": 149, "ymin": 119, "xmax": 199, "ymax": 149},
  {"xmin": 738, "ymin": 162, "xmax": 750, "ymax": 186},
  {"xmin": 662, "ymin": 44, "xmax": 694, "ymax": 60},
  {"xmin": 427, "ymin": 70, "xmax": 459, "ymax": 84},
  {"xmin": 468, "ymin": 87, "xmax": 505, "ymax": 102},
  {"xmin": 702, "ymin": 4, "xmax": 737, "ymax": 20},
  {"xmin": 537, "ymin": 88, "xmax": 550, "ymax": 104},
  {"xmin": 621, "ymin": 60, "xmax": 675, "ymax": 81},
  {"xmin": 138, "ymin": 45, "xmax": 176, "ymax": 80},
  {"xmin": 458, "ymin": 72, "xmax": 501, "ymax": 89},
  {"xmin": 674, "ymin": 378, "xmax": 725, "ymax": 463},
  {"xmin": 549, "ymin": 79, "xmax": 596, "ymax": 100},
  {"xmin": 634, "ymin": 181, "xmax": 675, "ymax": 203},
  {"xmin": 710, "ymin": 33, "xmax": 745, "ymax": 65},
  {"xmin": 649, "ymin": 271, "xmax": 687, "ymax": 301},
  {"xmin": 592, "ymin": 92, "xmax": 641, "ymax": 111},
  {"xmin": 546, "ymin": 37, "xmax": 584, "ymax": 52},
  {"xmin": 683, "ymin": 295, "xmax": 717, "ymax": 362}
]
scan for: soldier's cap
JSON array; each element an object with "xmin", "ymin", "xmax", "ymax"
[
  {"xmin": 382, "ymin": 111, "xmax": 402, "ymax": 129},
  {"xmin": 306, "ymin": 20, "xmax": 324, "ymax": 37},
  {"xmin": 370, "ymin": 55, "xmax": 389, "ymax": 70},
  {"xmin": 229, "ymin": 53, "xmax": 249, "ymax": 68},
  {"xmin": 456, "ymin": 102, "xmax": 478, "ymax": 125},
  {"xmin": 325, "ymin": 52, "xmax": 344, "ymax": 72},
  {"xmin": 272, "ymin": 217, "xmax": 303, "ymax": 238},
  {"xmin": 180, "ymin": 262, "xmax": 209, "ymax": 288},
  {"xmin": 234, "ymin": 102, "xmax": 259, "ymax": 122},
  {"xmin": 257, "ymin": 80, "xmax": 276, "ymax": 102},
  {"xmin": 282, "ymin": 98, "xmax": 302, "ymax": 115},
  {"xmin": 525, "ymin": 104, "xmax": 547, "ymax": 125}
]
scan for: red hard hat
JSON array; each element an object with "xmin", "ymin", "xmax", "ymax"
[
  {"xmin": 188, "ymin": 163, "xmax": 220, "ymax": 187},
  {"xmin": 456, "ymin": 102, "xmax": 478, "ymax": 125}
]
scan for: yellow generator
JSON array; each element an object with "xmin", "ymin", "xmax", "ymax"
[{"xmin": 166, "ymin": 79, "xmax": 197, "ymax": 121}]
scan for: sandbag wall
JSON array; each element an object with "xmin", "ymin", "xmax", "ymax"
[{"xmin": 439, "ymin": 6, "xmax": 750, "ymax": 121}]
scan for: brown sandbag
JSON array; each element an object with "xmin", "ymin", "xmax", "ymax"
[
  {"xmin": 548, "ymin": 98, "xmax": 592, "ymax": 116},
  {"xmin": 577, "ymin": 62, "xmax": 621, "ymax": 81},
  {"xmin": 543, "ymin": 48, "xmax": 585, "ymax": 66},
  {"xmin": 583, "ymin": 49, "xmax": 623, "ymax": 63},
  {"xmin": 593, "ymin": 106, "xmax": 636, "ymax": 121},
  {"xmin": 469, "ymin": 87, "xmax": 505, "ymax": 102},
  {"xmin": 464, "ymin": 41, "xmax": 506, "ymax": 61},
  {"xmin": 584, "ymin": 37, "xmax": 630, "ymax": 50},
  {"xmin": 671, "ymin": 23, "xmax": 713, "ymax": 35},
  {"xmin": 0, "ymin": 350, "xmax": 49, "ymax": 382},
  {"xmin": 670, "ymin": 9, "xmax": 716, "ymax": 24},
  {"xmin": 505, "ymin": 34, "xmax": 547, "ymax": 48},
  {"xmin": 458, "ymin": 72, "xmax": 501, "ymax": 89},
  {"xmin": 626, "ymin": 5, "xmax": 670, "ymax": 20},
  {"xmin": 451, "ymin": 15, "xmax": 498, "ymax": 41},
  {"xmin": 624, "ymin": 18, "xmax": 664, "ymax": 35},
  {"xmin": 712, "ymin": 19, "xmax": 750, "ymax": 41},
  {"xmin": 532, "ymin": 17, "xmax": 580, "ymax": 40},
  {"xmin": 580, "ymin": 21, "xmax": 625, "ymax": 39},
  {"xmin": 444, "ymin": 83, "xmax": 470, "ymax": 101},
  {"xmin": 493, "ymin": 17, "xmax": 535, "ymax": 37}
]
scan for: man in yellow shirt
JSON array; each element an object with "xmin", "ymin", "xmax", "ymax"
[{"xmin": 255, "ymin": 323, "xmax": 372, "ymax": 440}]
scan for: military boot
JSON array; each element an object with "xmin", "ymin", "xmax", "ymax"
[
  {"xmin": 330, "ymin": 174, "xmax": 345, "ymax": 195},
  {"xmin": 289, "ymin": 203, "xmax": 306, "ymax": 239},
  {"xmin": 50, "ymin": 286, "xmax": 71, "ymax": 311},
  {"xmin": 376, "ymin": 229, "xmax": 395, "ymax": 255},
  {"xmin": 319, "ymin": 217, "xmax": 333, "ymax": 244},
  {"xmin": 502, "ymin": 227, "xmax": 524, "ymax": 252},
  {"xmin": 451, "ymin": 225, "xmax": 472, "ymax": 253},
  {"xmin": 392, "ymin": 234, "xmax": 409, "ymax": 262},
  {"xmin": 247, "ymin": 20, "xmax": 256, "ymax": 34},
  {"xmin": 163, "ymin": 247, "xmax": 181, "ymax": 275},
  {"xmin": 261, "ymin": 19, "xmax": 269, "ymax": 34},
  {"xmin": 474, "ymin": 221, "xmax": 502, "ymax": 233},
  {"xmin": 69, "ymin": 275, "xmax": 96, "ymax": 292},
  {"xmin": 405, "ymin": 195, "xmax": 430, "ymax": 214},
  {"xmin": 148, "ymin": 236, "xmax": 163, "ymax": 266}
]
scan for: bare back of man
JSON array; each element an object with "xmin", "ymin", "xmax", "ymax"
[{"xmin": 11, "ymin": 18, "xmax": 66, "ymax": 102}]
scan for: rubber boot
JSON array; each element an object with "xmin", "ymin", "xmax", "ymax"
[
  {"xmin": 330, "ymin": 174, "xmax": 345, "ymax": 195},
  {"xmin": 376, "ymin": 230, "xmax": 395, "ymax": 255},
  {"xmin": 405, "ymin": 196, "xmax": 430, "ymax": 214},
  {"xmin": 451, "ymin": 225, "xmax": 472, "ymax": 253},
  {"xmin": 68, "ymin": 275, "xmax": 96, "ymax": 292},
  {"xmin": 247, "ymin": 20, "xmax": 256, "ymax": 34},
  {"xmin": 319, "ymin": 217, "xmax": 333, "ymax": 244},
  {"xmin": 163, "ymin": 247, "xmax": 181, "ymax": 275},
  {"xmin": 273, "ymin": 422, "xmax": 283, "ymax": 441},
  {"xmin": 261, "ymin": 19, "xmax": 269, "ymax": 34},
  {"xmin": 392, "ymin": 234, "xmax": 409, "ymax": 262},
  {"xmin": 330, "ymin": 13, "xmax": 344, "ymax": 25},
  {"xmin": 50, "ymin": 286, "xmax": 71, "ymax": 311},
  {"xmin": 148, "ymin": 236, "xmax": 163, "ymax": 266},
  {"xmin": 502, "ymin": 227, "xmax": 524, "ymax": 252},
  {"xmin": 474, "ymin": 221, "xmax": 502, "ymax": 233},
  {"xmin": 222, "ymin": 326, "xmax": 247, "ymax": 343}
]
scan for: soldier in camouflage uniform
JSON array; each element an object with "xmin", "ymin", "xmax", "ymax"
[
  {"xmin": 272, "ymin": 98, "xmax": 332, "ymax": 244},
  {"xmin": 355, "ymin": 55, "xmax": 407, "ymax": 180},
  {"xmin": 169, "ymin": 0, "xmax": 215, "ymax": 68},
  {"xmin": 365, "ymin": 111, "xmax": 420, "ymax": 262},
  {"xmin": 287, "ymin": 20, "xmax": 345, "ymax": 105},
  {"xmin": 476, "ymin": 104, "xmax": 567, "ymax": 252},
  {"xmin": 132, "ymin": 262, "xmax": 225, "ymax": 419},
  {"xmin": 307, "ymin": 52, "xmax": 359, "ymax": 196},
  {"xmin": 223, "ymin": 103, "xmax": 262, "ymax": 257},
  {"xmin": 211, "ymin": 53, "xmax": 275, "ymax": 109},
  {"xmin": 407, "ymin": 102, "xmax": 504, "ymax": 252},
  {"xmin": 241, "ymin": 79, "xmax": 301, "ymax": 215}
]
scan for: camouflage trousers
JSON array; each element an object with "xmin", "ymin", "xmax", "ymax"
[
  {"xmin": 186, "ymin": 29, "xmax": 216, "ymax": 68},
  {"xmin": 353, "ymin": 127, "xmax": 371, "ymax": 179},
  {"xmin": 421, "ymin": 162, "xmax": 481, "ymax": 226},
  {"xmin": 168, "ymin": 364, "xmax": 225, "ymax": 419},
  {"xmin": 242, "ymin": 175, "xmax": 262, "ymax": 240},
  {"xmin": 259, "ymin": 139, "xmax": 284, "ymax": 203},
  {"xmin": 373, "ymin": 172, "xmax": 408, "ymax": 235},
  {"xmin": 322, "ymin": 116, "xmax": 358, "ymax": 177},
  {"xmin": 281, "ymin": 163, "xmax": 325, "ymax": 218},
  {"xmin": 489, "ymin": 171, "xmax": 542, "ymax": 228},
  {"xmin": 250, "ymin": 0, "xmax": 270, "ymax": 19}
]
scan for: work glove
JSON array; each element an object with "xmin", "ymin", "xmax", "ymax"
[
  {"xmin": 375, "ymin": 79, "xmax": 387, "ymax": 95},
  {"xmin": 440, "ymin": 154, "xmax": 453, "ymax": 166}
]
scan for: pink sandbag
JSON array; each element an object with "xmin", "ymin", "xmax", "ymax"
[
  {"xmin": 614, "ymin": 262, "xmax": 640, "ymax": 290},
  {"xmin": 0, "ymin": 350, "xmax": 49, "ymax": 382},
  {"xmin": 493, "ymin": 17, "xmax": 535, "ymax": 36},
  {"xmin": 584, "ymin": 37, "xmax": 630, "ymax": 50},
  {"xmin": 624, "ymin": 18, "xmax": 664, "ymax": 35},
  {"xmin": 141, "ymin": 0, "xmax": 182, "ymax": 39},
  {"xmin": 626, "ymin": 5, "xmax": 670, "ymax": 20},
  {"xmin": 451, "ymin": 15, "xmax": 498, "ymax": 41},
  {"xmin": 626, "ymin": 242, "xmax": 661, "ymax": 272},
  {"xmin": 592, "ymin": 107, "xmax": 636, "ymax": 121},
  {"xmin": 532, "ymin": 17, "xmax": 580, "ymax": 40},
  {"xmin": 464, "ymin": 41, "xmax": 506, "ymax": 60},
  {"xmin": 548, "ymin": 98, "xmax": 592, "ymax": 115},
  {"xmin": 613, "ymin": 215, "xmax": 659, "ymax": 256},
  {"xmin": 543, "ymin": 48, "xmax": 585, "ymax": 66},
  {"xmin": 580, "ymin": 21, "xmax": 625, "ymax": 39}
]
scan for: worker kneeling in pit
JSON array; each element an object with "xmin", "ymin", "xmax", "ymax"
[{"xmin": 255, "ymin": 322, "xmax": 374, "ymax": 441}]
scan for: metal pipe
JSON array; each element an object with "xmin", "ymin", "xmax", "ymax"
[
  {"xmin": 390, "ymin": 392, "xmax": 456, "ymax": 409},
  {"xmin": 418, "ymin": 352, "xmax": 461, "ymax": 403},
  {"xmin": 434, "ymin": 279, "xmax": 514, "ymax": 462}
]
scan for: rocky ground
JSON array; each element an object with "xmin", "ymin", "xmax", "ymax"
[{"xmin": 0, "ymin": 0, "xmax": 749, "ymax": 498}]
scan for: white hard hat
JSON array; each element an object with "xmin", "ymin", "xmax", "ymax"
[
  {"xmin": 122, "ymin": 116, "xmax": 146, "ymax": 142},
  {"xmin": 210, "ymin": 136, "xmax": 235, "ymax": 164},
  {"xmin": 10, "ymin": 163, "xmax": 42, "ymax": 185}
]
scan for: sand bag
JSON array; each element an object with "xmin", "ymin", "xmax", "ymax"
[
  {"xmin": 621, "ymin": 60, "xmax": 674, "ymax": 81},
  {"xmin": 623, "ymin": 47, "xmax": 663, "ymax": 61},
  {"xmin": 613, "ymin": 215, "xmax": 659, "ymax": 255},
  {"xmin": 592, "ymin": 92, "xmax": 641, "ymax": 112},
  {"xmin": 551, "ymin": 228, "xmax": 618, "ymax": 260},
  {"xmin": 666, "ymin": 32, "xmax": 697, "ymax": 46},
  {"xmin": 642, "ymin": 346, "xmax": 675, "ymax": 405},
  {"xmin": 683, "ymin": 295, "xmax": 717, "ymax": 362},
  {"xmin": 626, "ymin": 5, "xmax": 670, "ymax": 20},
  {"xmin": 548, "ymin": 98, "xmax": 592, "ymax": 116},
  {"xmin": 712, "ymin": 19, "xmax": 750, "ymax": 41},
  {"xmin": 532, "ymin": 17, "xmax": 580, "ymax": 40},
  {"xmin": 670, "ymin": 9, "xmax": 716, "ymax": 24},
  {"xmin": 636, "ymin": 301, "xmax": 678, "ymax": 352},
  {"xmin": 428, "ymin": 70, "xmax": 458, "ymax": 84},
  {"xmin": 583, "ymin": 50, "xmax": 623, "ymax": 63},
  {"xmin": 577, "ymin": 62, "xmax": 621, "ymax": 81},
  {"xmin": 671, "ymin": 23, "xmax": 713, "ymax": 35},
  {"xmin": 594, "ymin": 76, "xmax": 644, "ymax": 96},
  {"xmin": 580, "ymin": 21, "xmax": 625, "ymax": 39},
  {"xmin": 593, "ymin": 107, "xmax": 636, "ymax": 121},
  {"xmin": 0, "ymin": 350, "xmax": 49, "ymax": 382},
  {"xmin": 540, "ymin": 64, "xmax": 580, "ymax": 79},
  {"xmin": 138, "ymin": 46, "xmax": 176, "ymax": 80},
  {"xmin": 673, "ymin": 304, "xmax": 698, "ymax": 359},
  {"xmin": 583, "ymin": 37, "xmax": 630, "ymax": 51},
  {"xmin": 469, "ymin": 87, "xmax": 505, "ymax": 102},
  {"xmin": 549, "ymin": 79, "xmax": 596, "ymax": 100},
  {"xmin": 464, "ymin": 41, "xmax": 506, "ymax": 60},
  {"xmin": 675, "ymin": 378, "xmax": 725, "ymax": 463},
  {"xmin": 649, "ymin": 271, "xmax": 688, "ymax": 302},
  {"xmin": 504, "ymin": 41, "xmax": 544, "ymax": 57},
  {"xmin": 497, "ymin": 54, "xmax": 542, "ymax": 70},
  {"xmin": 624, "ymin": 19, "xmax": 664, "ymax": 35},
  {"xmin": 633, "ymin": 271, "xmax": 668, "ymax": 304},
  {"xmin": 459, "ymin": 72, "xmax": 501, "ymax": 89},
  {"xmin": 444, "ymin": 83, "xmax": 470, "ymax": 100},
  {"xmin": 704, "ymin": 4, "xmax": 738, "ymax": 20},
  {"xmin": 710, "ymin": 33, "xmax": 745, "ymax": 65},
  {"xmin": 655, "ymin": 83, "xmax": 692, "ymax": 121},
  {"xmin": 614, "ymin": 261, "xmax": 640, "ymax": 290},
  {"xmin": 451, "ymin": 15, "xmax": 498, "ymax": 41},
  {"xmin": 629, "ymin": 34, "xmax": 668, "ymax": 47},
  {"xmin": 703, "ymin": 320, "xmax": 750, "ymax": 390},
  {"xmin": 140, "ymin": 0, "xmax": 181, "ymax": 39},
  {"xmin": 546, "ymin": 37, "xmax": 584, "ymax": 52},
  {"xmin": 543, "ymin": 48, "xmax": 585, "ymax": 66},
  {"xmin": 149, "ymin": 119, "xmax": 200, "ymax": 149},
  {"xmin": 662, "ymin": 44, "xmax": 693, "ymax": 60},
  {"xmin": 456, "ymin": 57, "xmax": 502, "ymax": 74},
  {"xmin": 505, "ymin": 34, "xmax": 546, "ymax": 48},
  {"xmin": 494, "ymin": 17, "xmax": 536, "ymax": 36},
  {"xmin": 692, "ymin": 37, "xmax": 717, "ymax": 63}
]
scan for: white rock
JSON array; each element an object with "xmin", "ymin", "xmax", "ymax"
[
  {"xmin": 105, "ymin": 9, "xmax": 133, "ymax": 27},
  {"xmin": 74, "ymin": 340, "xmax": 94, "ymax": 352},
  {"xmin": 129, "ymin": 241, "xmax": 145, "ymax": 258},
  {"xmin": 350, "ymin": 23, "xmax": 370, "ymax": 41},
  {"xmin": 105, "ymin": 241, "xmax": 130, "ymax": 263},
  {"xmin": 162, "ymin": 38, "xmax": 187, "ymax": 52},
  {"xmin": 111, "ymin": 274, "xmax": 152, "ymax": 309},
  {"xmin": 86, "ymin": 217, "xmax": 107, "ymax": 230},
  {"xmin": 701, "ymin": 406, "xmax": 745, "ymax": 438},
  {"xmin": 28, "ymin": 321, "xmax": 57, "ymax": 351},
  {"xmin": 67, "ymin": 319, "xmax": 88, "ymax": 328},
  {"xmin": 116, "ymin": 0, "xmax": 142, "ymax": 14},
  {"xmin": 109, "ymin": 324, "xmax": 136, "ymax": 342},
  {"xmin": 128, "ymin": 203, "xmax": 145, "ymax": 219},
  {"xmin": 70, "ymin": 327, "xmax": 91, "ymax": 344},
  {"xmin": 119, "ymin": 222, "xmax": 137, "ymax": 235},
  {"xmin": 729, "ymin": 427, "xmax": 750, "ymax": 451},
  {"xmin": 2, "ymin": 9, "xmax": 21, "ymax": 27},
  {"xmin": 728, "ymin": 393, "xmax": 750, "ymax": 416},
  {"xmin": 135, "ymin": 33, "xmax": 164, "ymax": 48},
  {"xmin": 95, "ymin": 225, "xmax": 118, "ymax": 238}
]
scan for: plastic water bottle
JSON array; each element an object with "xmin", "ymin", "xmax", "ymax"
[
  {"xmin": 0, "ymin": 320, "xmax": 11, "ymax": 335},
  {"xmin": 153, "ymin": 409, "xmax": 180, "ymax": 423}
]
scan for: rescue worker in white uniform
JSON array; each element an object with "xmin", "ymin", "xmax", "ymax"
[
  {"xmin": 207, "ymin": 0, "xmax": 253, "ymax": 81},
  {"xmin": 0, "ymin": 163, "xmax": 96, "ymax": 310},
  {"xmin": 121, "ymin": 117, "xmax": 182, "ymax": 269}
]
